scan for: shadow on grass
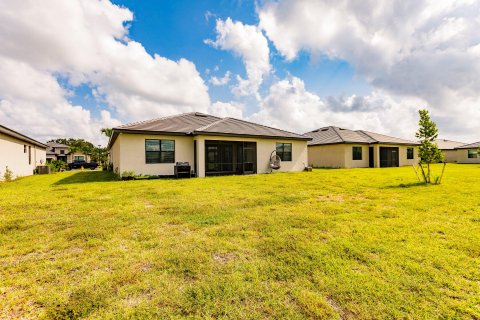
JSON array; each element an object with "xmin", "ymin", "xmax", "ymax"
[
  {"xmin": 53, "ymin": 171, "xmax": 117, "ymax": 185},
  {"xmin": 383, "ymin": 182, "xmax": 428, "ymax": 189}
]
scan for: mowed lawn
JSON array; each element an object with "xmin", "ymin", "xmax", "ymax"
[{"xmin": 1, "ymin": 165, "xmax": 480, "ymax": 319}]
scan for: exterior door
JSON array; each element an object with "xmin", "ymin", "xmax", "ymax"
[
  {"xmin": 369, "ymin": 147, "xmax": 374, "ymax": 168},
  {"xmin": 380, "ymin": 147, "xmax": 399, "ymax": 167}
]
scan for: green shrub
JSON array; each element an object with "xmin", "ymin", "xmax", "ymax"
[
  {"xmin": 3, "ymin": 166, "xmax": 13, "ymax": 182},
  {"xmin": 49, "ymin": 160, "xmax": 67, "ymax": 172}
]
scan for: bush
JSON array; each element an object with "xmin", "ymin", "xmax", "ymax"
[
  {"xmin": 120, "ymin": 171, "xmax": 135, "ymax": 180},
  {"xmin": 49, "ymin": 160, "xmax": 67, "ymax": 172},
  {"xmin": 3, "ymin": 167, "xmax": 13, "ymax": 182}
]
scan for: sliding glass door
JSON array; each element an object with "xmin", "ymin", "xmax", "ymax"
[{"xmin": 205, "ymin": 140, "xmax": 256, "ymax": 176}]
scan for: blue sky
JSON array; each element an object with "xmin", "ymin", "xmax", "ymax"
[{"xmin": 70, "ymin": 0, "xmax": 371, "ymax": 118}]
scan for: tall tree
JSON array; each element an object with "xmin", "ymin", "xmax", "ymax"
[{"xmin": 415, "ymin": 109, "xmax": 444, "ymax": 183}]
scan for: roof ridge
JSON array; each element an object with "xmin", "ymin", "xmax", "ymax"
[
  {"xmin": 116, "ymin": 112, "xmax": 222, "ymax": 129},
  {"xmin": 115, "ymin": 112, "xmax": 194, "ymax": 129},
  {"xmin": 194, "ymin": 117, "xmax": 227, "ymax": 132},
  {"xmin": 356, "ymin": 130, "xmax": 378, "ymax": 143},
  {"xmin": 223, "ymin": 116, "xmax": 305, "ymax": 137},
  {"xmin": 359, "ymin": 129, "xmax": 416, "ymax": 143},
  {"xmin": 330, "ymin": 126, "xmax": 345, "ymax": 143}
]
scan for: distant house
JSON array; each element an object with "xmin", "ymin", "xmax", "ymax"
[
  {"xmin": 108, "ymin": 112, "xmax": 310, "ymax": 177},
  {"xmin": 0, "ymin": 124, "xmax": 47, "ymax": 179},
  {"xmin": 303, "ymin": 126, "xmax": 419, "ymax": 168},
  {"xmin": 455, "ymin": 142, "xmax": 480, "ymax": 164},
  {"xmin": 46, "ymin": 142, "xmax": 92, "ymax": 163},
  {"xmin": 434, "ymin": 139, "xmax": 466, "ymax": 163}
]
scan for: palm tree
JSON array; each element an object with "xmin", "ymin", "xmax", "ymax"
[{"xmin": 100, "ymin": 128, "xmax": 113, "ymax": 138}]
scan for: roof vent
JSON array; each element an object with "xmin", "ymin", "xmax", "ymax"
[
  {"xmin": 321, "ymin": 128, "xmax": 329, "ymax": 131},
  {"xmin": 339, "ymin": 128, "xmax": 346, "ymax": 130},
  {"xmin": 312, "ymin": 129, "xmax": 319, "ymax": 133},
  {"xmin": 195, "ymin": 112, "xmax": 208, "ymax": 117}
]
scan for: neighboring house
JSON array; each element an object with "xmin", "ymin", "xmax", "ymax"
[
  {"xmin": 303, "ymin": 126, "xmax": 419, "ymax": 168},
  {"xmin": 434, "ymin": 139, "xmax": 466, "ymax": 163},
  {"xmin": 108, "ymin": 112, "xmax": 310, "ymax": 177},
  {"xmin": 46, "ymin": 142, "xmax": 91, "ymax": 163},
  {"xmin": 0, "ymin": 124, "xmax": 47, "ymax": 179},
  {"xmin": 455, "ymin": 142, "xmax": 480, "ymax": 164},
  {"xmin": 46, "ymin": 142, "xmax": 70, "ymax": 162}
]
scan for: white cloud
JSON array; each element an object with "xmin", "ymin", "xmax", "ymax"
[
  {"xmin": 258, "ymin": 0, "xmax": 480, "ymax": 142},
  {"xmin": 209, "ymin": 71, "xmax": 231, "ymax": 86},
  {"xmin": 209, "ymin": 101, "xmax": 244, "ymax": 118},
  {"xmin": 250, "ymin": 76, "xmax": 425, "ymax": 140},
  {"xmin": 0, "ymin": 0, "xmax": 210, "ymax": 144},
  {"xmin": 206, "ymin": 18, "xmax": 271, "ymax": 99}
]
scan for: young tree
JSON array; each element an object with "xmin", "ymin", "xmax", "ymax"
[{"xmin": 415, "ymin": 109, "xmax": 444, "ymax": 183}]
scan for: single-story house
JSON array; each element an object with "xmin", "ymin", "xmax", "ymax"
[
  {"xmin": 303, "ymin": 126, "xmax": 419, "ymax": 168},
  {"xmin": 434, "ymin": 139, "xmax": 466, "ymax": 163},
  {"xmin": 455, "ymin": 142, "xmax": 480, "ymax": 164},
  {"xmin": 46, "ymin": 142, "xmax": 91, "ymax": 163},
  {"xmin": 108, "ymin": 112, "xmax": 310, "ymax": 177},
  {"xmin": 0, "ymin": 124, "xmax": 47, "ymax": 180}
]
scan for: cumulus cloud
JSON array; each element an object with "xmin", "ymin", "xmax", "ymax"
[
  {"xmin": 0, "ymin": 0, "xmax": 210, "ymax": 144},
  {"xmin": 250, "ymin": 76, "xmax": 424, "ymax": 140},
  {"xmin": 258, "ymin": 0, "xmax": 480, "ymax": 141},
  {"xmin": 209, "ymin": 101, "xmax": 244, "ymax": 118},
  {"xmin": 209, "ymin": 71, "xmax": 232, "ymax": 86},
  {"xmin": 206, "ymin": 18, "xmax": 271, "ymax": 99}
]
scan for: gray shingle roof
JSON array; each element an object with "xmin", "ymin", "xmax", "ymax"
[
  {"xmin": 116, "ymin": 112, "xmax": 222, "ymax": 133},
  {"xmin": 0, "ymin": 124, "xmax": 47, "ymax": 149},
  {"xmin": 456, "ymin": 141, "xmax": 480, "ymax": 149},
  {"xmin": 109, "ymin": 112, "xmax": 309, "ymax": 148},
  {"xmin": 194, "ymin": 117, "xmax": 307, "ymax": 140},
  {"xmin": 304, "ymin": 126, "xmax": 418, "ymax": 146},
  {"xmin": 434, "ymin": 139, "xmax": 467, "ymax": 150},
  {"xmin": 46, "ymin": 142, "xmax": 70, "ymax": 148}
]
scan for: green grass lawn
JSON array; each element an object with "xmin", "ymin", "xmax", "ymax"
[{"xmin": 1, "ymin": 164, "xmax": 480, "ymax": 319}]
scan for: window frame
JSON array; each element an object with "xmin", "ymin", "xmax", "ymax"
[
  {"xmin": 74, "ymin": 155, "xmax": 85, "ymax": 161},
  {"xmin": 467, "ymin": 149, "xmax": 478, "ymax": 159},
  {"xmin": 145, "ymin": 139, "xmax": 175, "ymax": 164},
  {"xmin": 352, "ymin": 146, "xmax": 362, "ymax": 160},
  {"xmin": 407, "ymin": 147, "xmax": 414, "ymax": 160},
  {"xmin": 276, "ymin": 142, "xmax": 292, "ymax": 162}
]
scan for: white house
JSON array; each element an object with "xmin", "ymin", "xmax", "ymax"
[
  {"xmin": 108, "ymin": 112, "xmax": 311, "ymax": 177},
  {"xmin": 0, "ymin": 124, "xmax": 47, "ymax": 180}
]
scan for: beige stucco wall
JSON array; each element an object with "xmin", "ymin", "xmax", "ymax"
[
  {"xmin": 441, "ymin": 150, "xmax": 458, "ymax": 163},
  {"xmin": 111, "ymin": 133, "xmax": 194, "ymax": 176},
  {"xmin": 308, "ymin": 143, "xmax": 418, "ymax": 168},
  {"xmin": 456, "ymin": 149, "xmax": 480, "ymax": 164},
  {"xmin": 344, "ymin": 144, "xmax": 370, "ymax": 168},
  {"xmin": 110, "ymin": 133, "xmax": 308, "ymax": 177},
  {"xmin": 0, "ymin": 132, "xmax": 46, "ymax": 180},
  {"xmin": 308, "ymin": 144, "xmax": 346, "ymax": 168},
  {"xmin": 194, "ymin": 135, "xmax": 308, "ymax": 177}
]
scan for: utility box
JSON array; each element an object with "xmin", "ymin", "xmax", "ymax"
[{"xmin": 36, "ymin": 165, "xmax": 51, "ymax": 174}]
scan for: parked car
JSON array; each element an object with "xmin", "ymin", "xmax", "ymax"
[{"xmin": 67, "ymin": 160, "xmax": 98, "ymax": 170}]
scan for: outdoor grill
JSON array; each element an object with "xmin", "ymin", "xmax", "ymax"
[{"xmin": 174, "ymin": 162, "xmax": 191, "ymax": 178}]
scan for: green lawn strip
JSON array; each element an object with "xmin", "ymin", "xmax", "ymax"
[{"xmin": 0, "ymin": 165, "xmax": 479, "ymax": 318}]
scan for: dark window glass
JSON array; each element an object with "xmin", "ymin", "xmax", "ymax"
[
  {"xmin": 145, "ymin": 139, "xmax": 175, "ymax": 163},
  {"xmin": 276, "ymin": 143, "xmax": 292, "ymax": 161},
  {"xmin": 468, "ymin": 149, "xmax": 478, "ymax": 158},
  {"xmin": 60, "ymin": 150, "xmax": 65, "ymax": 154},
  {"xmin": 24, "ymin": 145, "xmax": 27, "ymax": 153},
  {"xmin": 352, "ymin": 146, "xmax": 362, "ymax": 160},
  {"xmin": 28, "ymin": 146, "xmax": 31, "ymax": 164},
  {"xmin": 407, "ymin": 147, "xmax": 414, "ymax": 159}
]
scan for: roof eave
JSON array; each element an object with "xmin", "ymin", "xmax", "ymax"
[{"xmin": 194, "ymin": 131, "xmax": 312, "ymax": 141}]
